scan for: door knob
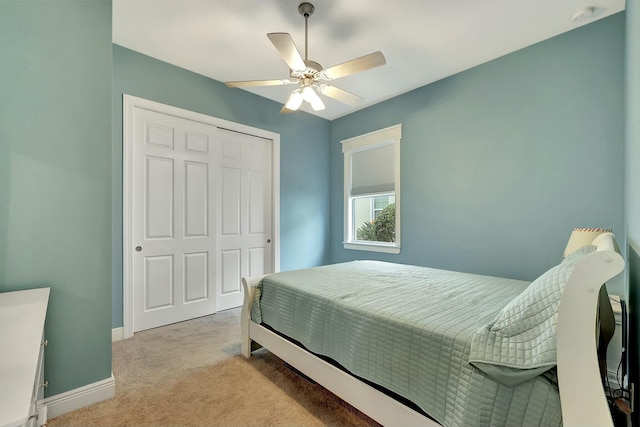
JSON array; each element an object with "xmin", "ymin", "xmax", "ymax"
[
  {"xmin": 266, "ymin": 239, "xmax": 271, "ymax": 244},
  {"xmin": 135, "ymin": 246, "xmax": 142, "ymax": 252}
]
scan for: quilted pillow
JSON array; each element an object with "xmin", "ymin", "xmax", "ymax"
[
  {"xmin": 562, "ymin": 244, "xmax": 598, "ymax": 264},
  {"xmin": 490, "ymin": 245, "xmax": 596, "ymax": 335},
  {"xmin": 469, "ymin": 245, "xmax": 595, "ymax": 377}
]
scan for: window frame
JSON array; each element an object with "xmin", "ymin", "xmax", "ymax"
[{"xmin": 342, "ymin": 124, "xmax": 401, "ymax": 254}]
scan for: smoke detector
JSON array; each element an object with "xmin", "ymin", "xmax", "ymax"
[{"xmin": 572, "ymin": 7, "xmax": 595, "ymax": 22}]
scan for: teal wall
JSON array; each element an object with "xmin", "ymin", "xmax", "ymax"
[
  {"xmin": 625, "ymin": 0, "xmax": 640, "ymax": 421},
  {"xmin": 0, "ymin": 0, "xmax": 633, "ymax": 407},
  {"xmin": 330, "ymin": 14, "xmax": 626, "ymax": 290},
  {"xmin": 0, "ymin": 1, "xmax": 113, "ymax": 396},
  {"xmin": 112, "ymin": 45, "xmax": 331, "ymax": 328}
]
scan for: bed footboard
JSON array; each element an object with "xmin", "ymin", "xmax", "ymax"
[{"xmin": 241, "ymin": 275, "xmax": 265, "ymax": 358}]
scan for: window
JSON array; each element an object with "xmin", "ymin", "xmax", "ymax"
[{"xmin": 342, "ymin": 124, "xmax": 401, "ymax": 253}]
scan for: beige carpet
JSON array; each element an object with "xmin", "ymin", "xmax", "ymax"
[{"xmin": 48, "ymin": 309, "xmax": 379, "ymax": 426}]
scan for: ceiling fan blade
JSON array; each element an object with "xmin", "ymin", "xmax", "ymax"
[
  {"xmin": 267, "ymin": 33, "xmax": 306, "ymax": 71},
  {"xmin": 323, "ymin": 51, "xmax": 386, "ymax": 80},
  {"xmin": 320, "ymin": 85, "xmax": 363, "ymax": 106},
  {"xmin": 225, "ymin": 79, "xmax": 295, "ymax": 88}
]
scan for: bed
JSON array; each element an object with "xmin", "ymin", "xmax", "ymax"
[{"xmin": 240, "ymin": 232, "xmax": 624, "ymax": 427}]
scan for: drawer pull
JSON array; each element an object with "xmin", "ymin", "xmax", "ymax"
[
  {"xmin": 42, "ymin": 380, "xmax": 48, "ymax": 388},
  {"xmin": 42, "ymin": 339, "xmax": 48, "ymax": 347}
]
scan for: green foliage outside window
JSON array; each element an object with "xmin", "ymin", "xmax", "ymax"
[{"xmin": 356, "ymin": 203, "xmax": 395, "ymax": 242}]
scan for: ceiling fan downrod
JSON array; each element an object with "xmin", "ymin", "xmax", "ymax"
[{"xmin": 298, "ymin": 2, "xmax": 314, "ymax": 62}]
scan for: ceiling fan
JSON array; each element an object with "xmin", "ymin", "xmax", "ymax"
[{"xmin": 225, "ymin": 2, "xmax": 386, "ymax": 113}]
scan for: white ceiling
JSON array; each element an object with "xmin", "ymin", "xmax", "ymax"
[{"xmin": 113, "ymin": 0, "xmax": 625, "ymax": 120}]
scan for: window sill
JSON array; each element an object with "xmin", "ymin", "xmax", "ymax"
[{"xmin": 343, "ymin": 242, "xmax": 401, "ymax": 254}]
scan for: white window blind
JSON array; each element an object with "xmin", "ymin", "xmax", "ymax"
[{"xmin": 350, "ymin": 144, "xmax": 395, "ymax": 196}]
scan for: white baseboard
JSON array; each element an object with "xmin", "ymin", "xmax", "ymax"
[
  {"xmin": 112, "ymin": 327, "xmax": 124, "ymax": 342},
  {"xmin": 43, "ymin": 374, "xmax": 116, "ymax": 419}
]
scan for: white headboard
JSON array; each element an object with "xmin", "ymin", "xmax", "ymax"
[{"xmin": 557, "ymin": 232, "xmax": 624, "ymax": 427}]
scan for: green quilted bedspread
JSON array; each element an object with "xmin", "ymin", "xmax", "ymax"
[{"xmin": 252, "ymin": 261, "xmax": 562, "ymax": 427}]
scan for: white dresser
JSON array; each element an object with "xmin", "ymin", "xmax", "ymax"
[{"xmin": 0, "ymin": 288, "xmax": 50, "ymax": 427}]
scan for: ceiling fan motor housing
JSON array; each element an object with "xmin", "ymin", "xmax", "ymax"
[
  {"xmin": 290, "ymin": 60, "xmax": 324, "ymax": 83},
  {"xmin": 298, "ymin": 2, "xmax": 314, "ymax": 17}
]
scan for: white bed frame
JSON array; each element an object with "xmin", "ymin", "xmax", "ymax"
[{"xmin": 241, "ymin": 232, "xmax": 624, "ymax": 427}]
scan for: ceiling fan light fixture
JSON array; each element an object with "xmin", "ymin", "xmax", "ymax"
[
  {"xmin": 302, "ymin": 85, "xmax": 325, "ymax": 111},
  {"xmin": 301, "ymin": 84, "xmax": 317, "ymax": 101},
  {"xmin": 285, "ymin": 89, "xmax": 304, "ymax": 111},
  {"xmin": 310, "ymin": 96, "xmax": 325, "ymax": 111}
]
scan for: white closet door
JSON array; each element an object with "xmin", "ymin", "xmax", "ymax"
[
  {"xmin": 130, "ymin": 106, "xmax": 274, "ymax": 332},
  {"xmin": 217, "ymin": 128, "xmax": 273, "ymax": 311},
  {"xmin": 132, "ymin": 108, "xmax": 219, "ymax": 332}
]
